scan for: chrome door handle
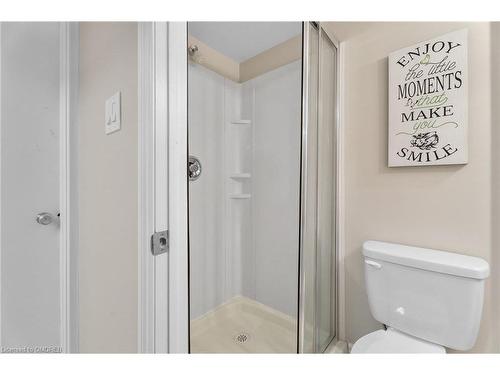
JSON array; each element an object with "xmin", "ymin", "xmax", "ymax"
[{"xmin": 36, "ymin": 212, "xmax": 53, "ymax": 225}]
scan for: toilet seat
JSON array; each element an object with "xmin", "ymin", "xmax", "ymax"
[{"xmin": 351, "ymin": 328, "xmax": 446, "ymax": 353}]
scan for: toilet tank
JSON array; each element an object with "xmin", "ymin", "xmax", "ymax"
[{"xmin": 362, "ymin": 241, "xmax": 489, "ymax": 351}]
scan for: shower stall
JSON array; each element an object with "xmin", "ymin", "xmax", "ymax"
[{"xmin": 187, "ymin": 22, "xmax": 338, "ymax": 353}]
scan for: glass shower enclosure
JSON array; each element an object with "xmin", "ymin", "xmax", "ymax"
[{"xmin": 187, "ymin": 21, "xmax": 337, "ymax": 353}]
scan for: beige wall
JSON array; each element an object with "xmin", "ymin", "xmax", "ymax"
[
  {"xmin": 188, "ymin": 35, "xmax": 240, "ymax": 82},
  {"xmin": 188, "ymin": 34, "xmax": 301, "ymax": 83},
  {"xmin": 78, "ymin": 22, "xmax": 138, "ymax": 353},
  {"xmin": 324, "ymin": 22, "xmax": 498, "ymax": 352},
  {"xmin": 239, "ymin": 35, "xmax": 301, "ymax": 82},
  {"xmin": 491, "ymin": 22, "xmax": 500, "ymax": 353}
]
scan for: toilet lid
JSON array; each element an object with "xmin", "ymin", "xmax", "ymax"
[{"xmin": 351, "ymin": 328, "xmax": 446, "ymax": 353}]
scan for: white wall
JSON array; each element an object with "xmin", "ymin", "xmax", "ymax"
[
  {"xmin": 245, "ymin": 60, "xmax": 301, "ymax": 317},
  {"xmin": 188, "ymin": 63, "xmax": 255, "ymax": 319},
  {"xmin": 188, "ymin": 63, "xmax": 226, "ymax": 319},
  {"xmin": 78, "ymin": 22, "xmax": 138, "ymax": 353},
  {"xmin": 324, "ymin": 22, "xmax": 498, "ymax": 352}
]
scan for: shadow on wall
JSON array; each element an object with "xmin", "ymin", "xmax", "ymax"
[
  {"xmin": 344, "ymin": 247, "xmax": 382, "ymax": 343},
  {"xmin": 490, "ymin": 22, "xmax": 500, "ymax": 353}
]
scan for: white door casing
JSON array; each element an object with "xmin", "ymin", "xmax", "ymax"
[{"xmin": 138, "ymin": 21, "xmax": 189, "ymax": 353}]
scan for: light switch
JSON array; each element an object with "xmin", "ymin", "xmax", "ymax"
[{"xmin": 105, "ymin": 91, "xmax": 121, "ymax": 134}]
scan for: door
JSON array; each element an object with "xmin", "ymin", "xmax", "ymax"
[{"xmin": 0, "ymin": 22, "xmax": 63, "ymax": 353}]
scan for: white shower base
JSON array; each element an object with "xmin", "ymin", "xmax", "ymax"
[{"xmin": 190, "ymin": 296, "xmax": 297, "ymax": 353}]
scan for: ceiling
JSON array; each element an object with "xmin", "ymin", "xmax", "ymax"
[{"xmin": 188, "ymin": 22, "xmax": 302, "ymax": 62}]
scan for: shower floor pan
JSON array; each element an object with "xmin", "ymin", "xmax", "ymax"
[{"xmin": 190, "ymin": 296, "xmax": 297, "ymax": 353}]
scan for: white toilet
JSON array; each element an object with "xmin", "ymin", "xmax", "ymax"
[{"xmin": 351, "ymin": 240, "xmax": 490, "ymax": 353}]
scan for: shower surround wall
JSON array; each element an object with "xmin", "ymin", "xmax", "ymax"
[
  {"xmin": 188, "ymin": 64, "xmax": 226, "ymax": 319},
  {"xmin": 188, "ymin": 60, "xmax": 301, "ymax": 320},
  {"xmin": 247, "ymin": 61, "xmax": 301, "ymax": 317}
]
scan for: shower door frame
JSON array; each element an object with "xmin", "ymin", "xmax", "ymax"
[
  {"xmin": 298, "ymin": 22, "xmax": 343, "ymax": 353},
  {"xmin": 138, "ymin": 21, "xmax": 189, "ymax": 353}
]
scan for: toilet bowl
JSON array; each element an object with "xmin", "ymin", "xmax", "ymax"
[
  {"xmin": 351, "ymin": 328, "xmax": 445, "ymax": 353},
  {"xmin": 352, "ymin": 241, "xmax": 489, "ymax": 354}
]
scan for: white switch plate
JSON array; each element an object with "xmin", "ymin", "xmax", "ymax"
[{"xmin": 105, "ymin": 91, "xmax": 121, "ymax": 134}]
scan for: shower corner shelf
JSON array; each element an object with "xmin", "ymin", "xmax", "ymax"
[
  {"xmin": 231, "ymin": 119, "xmax": 252, "ymax": 125},
  {"xmin": 230, "ymin": 173, "xmax": 252, "ymax": 179},
  {"xmin": 229, "ymin": 194, "xmax": 252, "ymax": 199}
]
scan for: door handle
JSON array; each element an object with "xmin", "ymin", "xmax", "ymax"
[{"xmin": 36, "ymin": 212, "xmax": 53, "ymax": 225}]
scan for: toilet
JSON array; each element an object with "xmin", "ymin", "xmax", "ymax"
[{"xmin": 351, "ymin": 240, "xmax": 490, "ymax": 353}]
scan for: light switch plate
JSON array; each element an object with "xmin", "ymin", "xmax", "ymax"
[{"xmin": 105, "ymin": 91, "xmax": 121, "ymax": 134}]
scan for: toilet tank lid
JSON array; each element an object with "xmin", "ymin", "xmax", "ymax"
[{"xmin": 363, "ymin": 241, "xmax": 489, "ymax": 280}]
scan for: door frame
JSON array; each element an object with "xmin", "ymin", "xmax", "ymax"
[
  {"xmin": 60, "ymin": 21, "xmax": 80, "ymax": 354},
  {"xmin": 138, "ymin": 22, "xmax": 189, "ymax": 353},
  {"xmin": 0, "ymin": 22, "xmax": 79, "ymax": 353}
]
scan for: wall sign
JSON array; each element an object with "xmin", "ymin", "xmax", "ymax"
[{"xmin": 388, "ymin": 29, "xmax": 468, "ymax": 167}]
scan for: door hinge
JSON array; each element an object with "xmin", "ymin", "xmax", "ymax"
[{"xmin": 151, "ymin": 230, "xmax": 169, "ymax": 256}]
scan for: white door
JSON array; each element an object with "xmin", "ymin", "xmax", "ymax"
[{"xmin": 0, "ymin": 22, "xmax": 62, "ymax": 353}]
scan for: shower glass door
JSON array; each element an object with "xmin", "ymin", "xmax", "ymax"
[
  {"xmin": 299, "ymin": 22, "xmax": 337, "ymax": 353},
  {"xmin": 187, "ymin": 22, "xmax": 303, "ymax": 353},
  {"xmin": 317, "ymin": 25, "xmax": 337, "ymax": 352}
]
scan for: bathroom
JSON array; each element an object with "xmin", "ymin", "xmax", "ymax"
[{"xmin": 1, "ymin": 1, "xmax": 500, "ymax": 373}]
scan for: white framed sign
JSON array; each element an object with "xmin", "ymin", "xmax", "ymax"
[{"xmin": 388, "ymin": 29, "xmax": 468, "ymax": 167}]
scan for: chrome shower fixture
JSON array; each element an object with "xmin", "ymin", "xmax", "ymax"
[{"xmin": 188, "ymin": 44, "xmax": 199, "ymax": 56}]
